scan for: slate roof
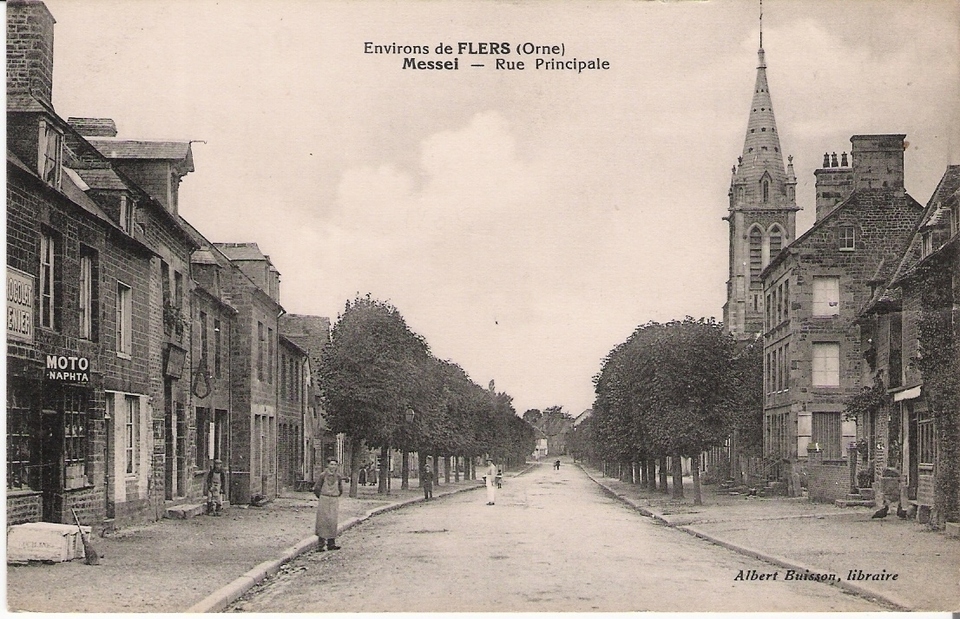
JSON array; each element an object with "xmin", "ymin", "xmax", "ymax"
[
  {"xmin": 7, "ymin": 93, "xmax": 52, "ymax": 114},
  {"xmin": 87, "ymin": 137, "xmax": 194, "ymax": 171},
  {"xmin": 860, "ymin": 165, "xmax": 960, "ymax": 316},
  {"xmin": 73, "ymin": 167, "xmax": 129, "ymax": 191},
  {"xmin": 215, "ymin": 242, "xmax": 269, "ymax": 262},
  {"xmin": 87, "ymin": 137, "xmax": 190, "ymax": 159}
]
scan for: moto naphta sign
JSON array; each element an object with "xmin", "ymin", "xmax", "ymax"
[{"xmin": 46, "ymin": 355, "xmax": 90, "ymax": 383}]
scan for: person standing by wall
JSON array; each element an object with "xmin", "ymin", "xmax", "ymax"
[
  {"xmin": 422, "ymin": 463, "xmax": 434, "ymax": 500},
  {"xmin": 484, "ymin": 458, "xmax": 498, "ymax": 505},
  {"xmin": 313, "ymin": 458, "xmax": 343, "ymax": 550},
  {"xmin": 205, "ymin": 459, "xmax": 226, "ymax": 516}
]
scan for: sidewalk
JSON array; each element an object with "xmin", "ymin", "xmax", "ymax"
[
  {"xmin": 580, "ymin": 463, "xmax": 960, "ymax": 612},
  {"xmin": 5, "ymin": 476, "xmax": 486, "ymax": 613}
]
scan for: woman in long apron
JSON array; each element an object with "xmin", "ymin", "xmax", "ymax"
[{"xmin": 313, "ymin": 458, "xmax": 344, "ymax": 550}]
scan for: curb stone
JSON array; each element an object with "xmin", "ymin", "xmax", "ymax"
[
  {"xmin": 579, "ymin": 465, "xmax": 912, "ymax": 612},
  {"xmin": 679, "ymin": 525, "xmax": 910, "ymax": 611},
  {"xmin": 185, "ymin": 479, "xmax": 489, "ymax": 613}
]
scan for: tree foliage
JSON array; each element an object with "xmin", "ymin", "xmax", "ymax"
[
  {"xmin": 318, "ymin": 294, "xmax": 534, "ymax": 491},
  {"xmin": 586, "ymin": 317, "xmax": 754, "ymax": 500}
]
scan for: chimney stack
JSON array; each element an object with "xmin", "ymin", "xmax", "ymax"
[
  {"xmin": 851, "ymin": 134, "xmax": 906, "ymax": 192},
  {"xmin": 6, "ymin": 0, "xmax": 56, "ymax": 107},
  {"xmin": 68, "ymin": 117, "xmax": 118, "ymax": 137}
]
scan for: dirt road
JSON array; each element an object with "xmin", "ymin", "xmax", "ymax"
[{"xmin": 230, "ymin": 463, "xmax": 881, "ymax": 612}]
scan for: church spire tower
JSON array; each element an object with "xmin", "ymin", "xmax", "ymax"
[{"xmin": 723, "ymin": 1, "xmax": 799, "ymax": 338}]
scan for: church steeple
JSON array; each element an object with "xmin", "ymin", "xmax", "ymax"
[
  {"xmin": 723, "ymin": 3, "xmax": 799, "ymax": 338},
  {"xmin": 730, "ymin": 15, "xmax": 792, "ymax": 211}
]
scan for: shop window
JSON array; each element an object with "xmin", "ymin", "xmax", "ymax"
[
  {"xmin": 61, "ymin": 390, "xmax": 88, "ymax": 489},
  {"xmin": 6, "ymin": 395, "xmax": 36, "ymax": 491}
]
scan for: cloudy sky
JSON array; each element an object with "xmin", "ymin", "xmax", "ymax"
[{"xmin": 44, "ymin": 0, "xmax": 959, "ymax": 416}]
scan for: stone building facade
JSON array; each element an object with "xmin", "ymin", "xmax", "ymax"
[
  {"xmin": 6, "ymin": 0, "xmax": 333, "ymax": 528},
  {"xmin": 6, "ymin": 0, "xmax": 204, "ymax": 526},
  {"xmin": 760, "ymin": 135, "xmax": 924, "ymax": 498},
  {"xmin": 857, "ymin": 165, "xmax": 960, "ymax": 526},
  {"xmin": 278, "ymin": 335, "xmax": 308, "ymax": 489},
  {"xmin": 214, "ymin": 243, "xmax": 284, "ymax": 504},
  {"xmin": 280, "ymin": 314, "xmax": 331, "ymax": 479}
]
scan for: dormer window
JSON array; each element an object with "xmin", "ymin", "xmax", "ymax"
[
  {"xmin": 923, "ymin": 232, "xmax": 934, "ymax": 257},
  {"xmin": 37, "ymin": 119, "xmax": 63, "ymax": 189},
  {"xmin": 119, "ymin": 195, "xmax": 134, "ymax": 234},
  {"xmin": 761, "ymin": 179, "xmax": 770, "ymax": 203}
]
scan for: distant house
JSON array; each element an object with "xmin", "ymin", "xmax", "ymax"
[{"xmin": 532, "ymin": 427, "xmax": 548, "ymax": 459}]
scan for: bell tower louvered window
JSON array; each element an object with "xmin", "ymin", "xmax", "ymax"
[{"xmin": 749, "ymin": 227, "xmax": 763, "ymax": 284}]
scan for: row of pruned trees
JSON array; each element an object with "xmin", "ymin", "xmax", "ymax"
[
  {"xmin": 318, "ymin": 295, "xmax": 536, "ymax": 497},
  {"xmin": 571, "ymin": 317, "xmax": 762, "ymax": 504}
]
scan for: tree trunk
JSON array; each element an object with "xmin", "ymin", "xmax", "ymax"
[
  {"xmin": 671, "ymin": 454, "xmax": 684, "ymax": 499},
  {"xmin": 432, "ymin": 451, "xmax": 441, "ymax": 485},
  {"xmin": 348, "ymin": 436, "xmax": 364, "ymax": 498},
  {"xmin": 378, "ymin": 444, "xmax": 389, "ymax": 494},
  {"xmin": 640, "ymin": 458, "xmax": 649, "ymax": 488},
  {"xmin": 401, "ymin": 448, "xmax": 410, "ymax": 490},
  {"xmin": 444, "ymin": 456, "xmax": 451, "ymax": 483},
  {"xmin": 692, "ymin": 456, "xmax": 703, "ymax": 505},
  {"xmin": 730, "ymin": 428, "xmax": 741, "ymax": 485},
  {"xmin": 658, "ymin": 457, "xmax": 669, "ymax": 493},
  {"xmin": 418, "ymin": 451, "xmax": 427, "ymax": 487},
  {"xmin": 454, "ymin": 455, "xmax": 460, "ymax": 482}
]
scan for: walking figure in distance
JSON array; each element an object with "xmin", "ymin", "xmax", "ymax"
[
  {"xmin": 205, "ymin": 459, "xmax": 226, "ymax": 516},
  {"xmin": 484, "ymin": 458, "xmax": 498, "ymax": 505},
  {"xmin": 422, "ymin": 463, "xmax": 434, "ymax": 500},
  {"xmin": 554, "ymin": 459, "xmax": 561, "ymax": 471},
  {"xmin": 313, "ymin": 458, "xmax": 343, "ymax": 551}
]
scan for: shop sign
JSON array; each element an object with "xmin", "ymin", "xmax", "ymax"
[
  {"xmin": 45, "ymin": 355, "xmax": 90, "ymax": 383},
  {"xmin": 7, "ymin": 268, "xmax": 34, "ymax": 343}
]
